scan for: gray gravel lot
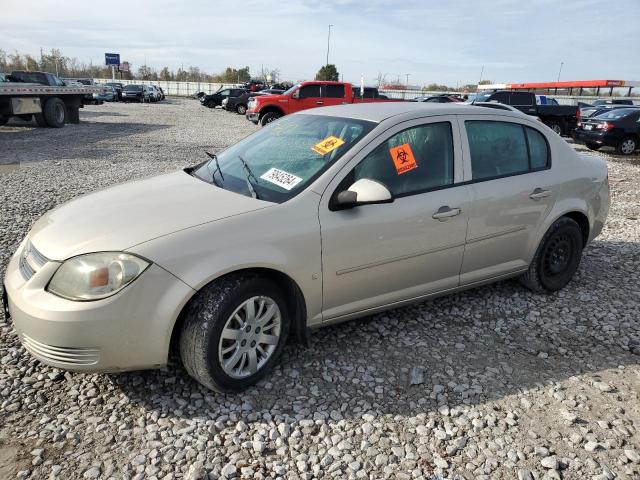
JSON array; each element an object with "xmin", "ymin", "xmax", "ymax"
[{"xmin": 0, "ymin": 99, "xmax": 639, "ymax": 480}]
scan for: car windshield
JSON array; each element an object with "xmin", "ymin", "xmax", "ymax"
[
  {"xmin": 473, "ymin": 92, "xmax": 493, "ymax": 102},
  {"xmin": 193, "ymin": 114, "xmax": 376, "ymax": 203},
  {"xmin": 594, "ymin": 108, "xmax": 638, "ymax": 120},
  {"xmin": 124, "ymin": 85, "xmax": 142, "ymax": 91},
  {"xmin": 281, "ymin": 84, "xmax": 300, "ymax": 96}
]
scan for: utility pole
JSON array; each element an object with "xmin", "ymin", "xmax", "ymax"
[
  {"xmin": 478, "ymin": 65, "xmax": 484, "ymax": 85},
  {"xmin": 557, "ymin": 61, "xmax": 564, "ymax": 82},
  {"xmin": 326, "ymin": 24, "xmax": 333, "ymax": 66},
  {"xmin": 405, "ymin": 73, "xmax": 410, "ymax": 88}
]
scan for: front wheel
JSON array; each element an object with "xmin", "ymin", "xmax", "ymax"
[
  {"xmin": 616, "ymin": 136, "xmax": 637, "ymax": 156},
  {"xmin": 236, "ymin": 104, "xmax": 247, "ymax": 115},
  {"xmin": 520, "ymin": 217, "xmax": 583, "ymax": 293},
  {"xmin": 179, "ymin": 274, "xmax": 290, "ymax": 392},
  {"xmin": 586, "ymin": 142, "xmax": 601, "ymax": 151},
  {"xmin": 260, "ymin": 111, "xmax": 281, "ymax": 126}
]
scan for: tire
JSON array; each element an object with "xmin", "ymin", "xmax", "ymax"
[
  {"xmin": 586, "ymin": 142, "xmax": 601, "ymax": 151},
  {"xmin": 179, "ymin": 274, "xmax": 290, "ymax": 393},
  {"xmin": 616, "ymin": 136, "xmax": 637, "ymax": 156},
  {"xmin": 260, "ymin": 111, "xmax": 281, "ymax": 127},
  {"xmin": 520, "ymin": 217, "xmax": 583, "ymax": 293},
  {"xmin": 236, "ymin": 104, "xmax": 247, "ymax": 115},
  {"xmin": 546, "ymin": 121, "xmax": 563, "ymax": 136},
  {"xmin": 43, "ymin": 98, "xmax": 66, "ymax": 128}
]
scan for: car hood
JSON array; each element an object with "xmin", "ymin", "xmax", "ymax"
[{"xmin": 28, "ymin": 171, "xmax": 272, "ymax": 261}]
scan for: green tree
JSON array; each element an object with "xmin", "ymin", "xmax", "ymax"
[{"xmin": 315, "ymin": 64, "xmax": 339, "ymax": 81}]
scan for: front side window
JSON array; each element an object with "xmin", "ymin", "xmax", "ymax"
[
  {"xmin": 299, "ymin": 85, "xmax": 322, "ymax": 98},
  {"xmin": 466, "ymin": 121, "xmax": 550, "ymax": 180},
  {"xmin": 511, "ymin": 92, "xmax": 533, "ymax": 106},
  {"xmin": 353, "ymin": 122, "xmax": 454, "ymax": 197},
  {"xmin": 193, "ymin": 114, "xmax": 375, "ymax": 203}
]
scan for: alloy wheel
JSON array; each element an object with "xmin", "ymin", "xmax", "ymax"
[{"xmin": 621, "ymin": 139, "xmax": 636, "ymax": 155}]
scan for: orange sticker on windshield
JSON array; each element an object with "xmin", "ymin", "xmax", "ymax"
[
  {"xmin": 390, "ymin": 143, "xmax": 418, "ymax": 175},
  {"xmin": 312, "ymin": 136, "xmax": 345, "ymax": 155}
]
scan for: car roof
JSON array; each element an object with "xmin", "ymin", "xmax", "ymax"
[{"xmin": 298, "ymin": 102, "xmax": 529, "ymax": 123}]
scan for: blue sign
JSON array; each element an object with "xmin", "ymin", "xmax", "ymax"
[{"xmin": 105, "ymin": 53, "xmax": 120, "ymax": 66}]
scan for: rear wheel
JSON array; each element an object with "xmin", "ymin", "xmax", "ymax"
[
  {"xmin": 616, "ymin": 136, "xmax": 637, "ymax": 156},
  {"xmin": 586, "ymin": 142, "xmax": 601, "ymax": 151},
  {"xmin": 236, "ymin": 104, "xmax": 247, "ymax": 115},
  {"xmin": 520, "ymin": 217, "xmax": 583, "ymax": 293},
  {"xmin": 43, "ymin": 98, "xmax": 66, "ymax": 128},
  {"xmin": 260, "ymin": 111, "xmax": 281, "ymax": 127},
  {"xmin": 179, "ymin": 274, "xmax": 290, "ymax": 392}
]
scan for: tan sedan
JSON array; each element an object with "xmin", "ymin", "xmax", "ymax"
[{"xmin": 3, "ymin": 103, "xmax": 610, "ymax": 392}]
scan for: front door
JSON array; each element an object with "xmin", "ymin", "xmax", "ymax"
[
  {"xmin": 294, "ymin": 83, "xmax": 324, "ymax": 112},
  {"xmin": 319, "ymin": 117, "xmax": 470, "ymax": 320}
]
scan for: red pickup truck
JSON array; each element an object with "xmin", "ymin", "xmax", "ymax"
[{"xmin": 246, "ymin": 81, "xmax": 397, "ymax": 126}]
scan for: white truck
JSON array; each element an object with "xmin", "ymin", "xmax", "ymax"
[{"xmin": 0, "ymin": 71, "xmax": 99, "ymax": 128}]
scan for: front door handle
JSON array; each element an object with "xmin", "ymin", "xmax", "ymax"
[
  {"xmin": 529, "ymin": 188, "xmax": 552, "ymax": 200},
  {"xmin": 315, "ymin": 101, "xmax": 324, "ymax": 105},
  {"xmin": 432, "ymin": 206, "xmax": 462, "ymax": 221}
]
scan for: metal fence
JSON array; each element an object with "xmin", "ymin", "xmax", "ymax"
[
  {"xmin": 93, "ymin": 78, "xmax": 239, "ymax": 97},
  {"xmin": 93, "ymin": 79, "xmax": 636, "ymax": 105}
]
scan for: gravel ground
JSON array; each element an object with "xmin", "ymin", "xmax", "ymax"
[{"xmin": 0, "ymin": 99, "xmax": 639, "ymax": 480}]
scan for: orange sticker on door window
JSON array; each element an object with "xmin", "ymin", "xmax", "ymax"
[
  {"xmin": 312, "ymin": 135, "xmax": 345, "ymax": 155},
  {"xmin": 389, "ymin": 143, "xmax": 418, "ymax": 175}
]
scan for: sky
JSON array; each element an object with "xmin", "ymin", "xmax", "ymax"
[{"xmin": 1, "ymin": 0, "xmax": 639, "ymax": 86}]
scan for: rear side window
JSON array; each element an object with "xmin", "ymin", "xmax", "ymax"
[
  {"xmin": 354, "ymin": 122, "xmax": 454, "ymax": 197},
  {"xmin": 324, "ymin": 84, "xmax": 345, "ymax": 98},
  {"xmin": 491, "ymin": 92, "xmax": 510, "ymax": 104},
  {"xmin": 299, "ymin": 85, "xmax": 322, "ymax": 98},
  {"xmin": 466, "ymin": 121, "xmax": 528, "ymax": 180},
  {"xmin": 466, "ymin": 121, "xmax": 550, "ymax": 180},
  {"xmin": 511, "ymin": 92, "xmax": 533, "ymax": 106},
  {"xmin": 526, "ymin": 127, "xmax": 550, "ymax": 170}
]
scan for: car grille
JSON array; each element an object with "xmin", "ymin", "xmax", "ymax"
[
  {"xmin": 21, "ymin": 334, "xmax": 100, "ymax": 366},
  {"xmin": 19, "ymin": 241, "xmax": 49, "ymax": 281}
]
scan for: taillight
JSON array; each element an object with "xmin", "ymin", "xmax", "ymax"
[
  {"xmin": 598, "ymin": 122, "xmax": 615, "ymax": 131},
  {"xmin": 576, "ymin": 108, "xmax": 580, "ymax": 120},
  {"xmin": 577, "ymin": 121, "xmax": 582, "ymax": 127}
]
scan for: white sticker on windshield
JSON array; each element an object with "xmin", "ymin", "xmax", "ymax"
[{"xmin": 260, "ymin": 168, "xmax": 303, "ymax": 191}]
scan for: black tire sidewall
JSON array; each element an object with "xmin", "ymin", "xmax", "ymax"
[
  {"xmin": 183, "ymin": 276, "xmax": 290, "ymax": 392},
  {"xmin": 538, "ymin": 220, "xmax": 583, "ymax": 291},
  {"xmin": 260, "ymin": 112, "xmax": 280, "ymax": 126},
  {"xmin": 44, "ymin": 98, "xmax": 66, "ymax": 127}
]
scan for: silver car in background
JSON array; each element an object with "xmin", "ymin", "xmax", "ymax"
[{"xmin": 3, "ymin": 103, "xmax": 609, "ymax": 392}]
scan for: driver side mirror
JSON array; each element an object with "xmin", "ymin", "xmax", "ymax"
[
  {"xmin": 292, "ymin": 89, "xmax": 300, "ymax": 99},
  {"xmin": 334, "ymin": 178, "xmax": 393, "ymax": 210}
]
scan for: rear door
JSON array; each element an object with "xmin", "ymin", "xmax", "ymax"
[
  {"xmin": 510, "ymin": 92, "xmax": 536, "ymax": 115},
  {"xmin": 322, "ymin": 84, "xmax": 347, "ymax": 107},
  {"xmin": 459, "ymin": 116, "xmax": 556, "ymax": 285}
]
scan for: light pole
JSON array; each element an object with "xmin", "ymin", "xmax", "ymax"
[
  {"xmin": 405, "ymin": 73, "xmax": 410, "ymax": 88},
  {"xmin": 326, "ymin": 24, "xmax": 333, "ymax": 66},
  {"xmin": 556, "ymin": 61, "xmax": 564, "ymax": 82}
]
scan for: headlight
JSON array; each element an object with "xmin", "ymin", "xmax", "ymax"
[{"xmin": 47, "ymin": 252, "xmax": 150, "ymax": 301}]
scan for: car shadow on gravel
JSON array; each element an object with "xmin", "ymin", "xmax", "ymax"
[{"xmin": 110, "ymin": 240, "xmax": 639, "ymax": 423}]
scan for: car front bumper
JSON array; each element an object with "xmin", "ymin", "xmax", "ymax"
[
  {"xmin": 3, "ymin": 241, "xmax": 194, "ymax": 373},
  {"xmin": 246, "ymin": 112, "xmax": 260, "ymax": 124}
]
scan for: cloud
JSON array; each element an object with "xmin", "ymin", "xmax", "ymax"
[{"xmin": 1, "ymin": 0, "xmax": 639, "ymax": 85}]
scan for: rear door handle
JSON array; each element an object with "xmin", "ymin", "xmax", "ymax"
[
  {"xmin": 432, "ymin": 206, "xmax": 462, "ymax": 221},
  {"xmin": 529, "ymin": 188, "xmax": 552, "ymax": 200},
  {"xmin": 315, "ymin": 101, "xmax": 324, "ymax": 105}
]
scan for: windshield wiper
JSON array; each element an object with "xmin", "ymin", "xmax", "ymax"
[
  {"xmin": 205, "ymin": 151, "xmax": 224, "ymax": 186},
  {"xmin": 237, "ymin": 155, "xmax": 260, "ymax": 199}
]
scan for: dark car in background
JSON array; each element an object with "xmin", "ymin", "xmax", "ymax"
[
  {"xmin": 223, "ymin": 89, "xmax": 285, "ymax": 114},
  {"xmin": 415, "ymin": 95, "xmax": 464, "ymax": 103},
  {"xmin": 574, "ymin": 108, "xmax": 640, "ymax": 155},
  {"xmin": 579, "ymin": 103, "xmax": 639, "ymax": 120},
  {"xmin": 105, "ymin": 82, "xmax": 124, "ymax": 101},
  {"xmin": 122, "ymin": 84, "xmax": 151, "ymax": 103},
  {"xmin": 200, "ymin": 88, "xmax": 247, "ymax": 108}
]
